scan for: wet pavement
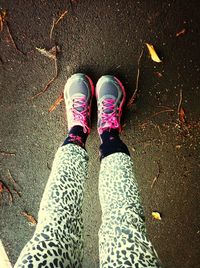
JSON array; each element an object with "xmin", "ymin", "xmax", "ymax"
[{"xmin": 0, "ymin": 1, "xmax": 200, "ymax": 267}]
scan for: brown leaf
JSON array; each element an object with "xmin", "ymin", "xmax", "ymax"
[
  {"xmin": 21, "ymin": 211, "xmax": 37, "ymax": 225},
  {"xmin": 0, "ymin": 181, "xmax": 3, "ymax": 193},
  {"xmin": 48, "ymin": 93, "xmax": 64, "ymax": 112},
  {"xmin": 176, "ymin": 28, "xmax": 186, "ymax": 37},
  {"xmin": 179, "ymin": 107, "xmax": 186, "ymax": 123},
  {"xmin": 146, "ymin": 43, "xmax": 162, "ymax": 63},
  {"xmin": 0, "ymin": 10, "xmax": 7, "ymax": 32}
]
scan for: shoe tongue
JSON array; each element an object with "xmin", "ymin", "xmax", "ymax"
[{"xmin": 73, "ymin": 93, "xmax": 85, "ymax": 112}]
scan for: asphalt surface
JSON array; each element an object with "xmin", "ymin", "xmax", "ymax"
[{"xmin": 0, "ymin": 0, "xmax": 200, "ymax": 267}]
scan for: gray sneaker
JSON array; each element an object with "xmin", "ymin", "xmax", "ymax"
[
  {"xmin": 96, "ymin": 75, "xmax": 126, "ymax": 135},
  {"xmin": 64, "ymin": 73, "xmax": 94, "ymax": 133}
]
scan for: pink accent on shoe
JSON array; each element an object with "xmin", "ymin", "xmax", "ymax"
[
  {"xmin": 98, "ymin": 98, "xmax": 120, "ymax": 134},
  {"xmin": 70, "ymin": 96, "xmax": 90, "ymax": 133}
]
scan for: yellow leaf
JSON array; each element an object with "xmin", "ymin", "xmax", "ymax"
[
  {"xmin": 152, "ymin": 211, "xmax": 162, "ymax": 220},
  {"xmin": 146, "ymin": 43, "xmax": 162, "ymax": 63}
]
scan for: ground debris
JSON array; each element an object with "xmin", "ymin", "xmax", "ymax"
[
  {"xmin": 176, "ymin": 28, "xmax": 186, "ymax": 37},
  {"xmin": 146, "ymin": 43, "xmax": 162, "ymax": 63},
  {"xmin": 0, "ymin": 10, "xmax": 6, "ymax": 32},
  {"xmin": 7, "ymin": 169, "xmax": 21, "ymax": 196},
  {"xmin": 152, "ymin": 211, "xmax": 162, "ymax": 220},
  {"xmin": 151, "ymin": 161, "xmax": 161, "ymax": 188},
  {"xmin": 127, "ymin": 49, "xmax": 144, "ymax": 107},
  {"xmin": 31, "ymin": 46, "xmax": 60, "ymax": 100},
  {"xmin": 50, "ymin": 10, "xmax": 68, "ymax": 40},
  {"xmin": 0, "ymin": 180, "xmax": 13, "ymax": 206},
  {"xmin": 0, "ymin": 10, "xmax": 24, "ymax": 55},
  {"xmin": 48, "ymin": 93, "xmax": 64, "ymax": 112},
  {"xmin": 21, "ymin": 211, "xmax": 37, "ymax": 226},
  {"xmin": 0, "ymin": 151, "xmax": 16, "ymax": 156},
  {"xmin": 154, "ymin": 71, "xmax": 163, "ymax": 78}
]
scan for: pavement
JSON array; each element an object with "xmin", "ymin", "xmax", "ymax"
[{"xmin": 0, "ymin": 0, "xmax": 200, "ymax": 267}]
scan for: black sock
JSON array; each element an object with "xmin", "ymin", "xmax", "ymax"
[
  {"xmin": 99, "ymin": 129, "xmax": 130, "ymax": 160},
  {"xmin": 62, "ymin": 126, "xmax": 88, "ymax": 149}
]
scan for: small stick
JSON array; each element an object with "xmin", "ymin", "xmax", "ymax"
[
  {"xmin": 50, "ymin": 10, "xmax": 68, "ymax": 40},
  {"xmin": 127, "ymin": 49, "xmax": 144, "ymax": 107},
  {"xmin": 54, "ymin": 10, "xmax": 68, "ymax": 25},
  {"xmin": 0, "ymin": 151, "xmax": 16, "ymax": 156},
  {"xmin": 50, "ymin": 18, "xmax": 56, "ymax": 40},
  {"xmin": 151, "ymin": 161, "xmax": 161, "ymax": 188},
  {"xmin": 5, "ymin": 21, "xmax": 24, "ymax": 55},
  {"xmin": 177, "ymin": 89, "xmax": 183, "ymax": 117},
  {"xmin": 0, "ymin": 180, "xmax": 13, "ymax": 205},
  {"xmin": 30, "ymin": 58, "xmax": 58, "ymax": 100},
  {"xmin": 7, "ymin": 169, "xmax": 21, "ymax": 194},
  {"xmin": 150, "ymin": 109, "xmax": 174, "ymax": 118},
  {"xmin": 48, "ymin": 92, "xmax": 64, "ymax": 112}
]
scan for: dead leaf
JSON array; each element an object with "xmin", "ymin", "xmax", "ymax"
[
  {"xmin": 36, "ymin": 46, "xmax": 58, "ymax": 60},
  {"xmin": 176, "ymin": 145, "xmax": 182, "ymax": 149},
  {"xmin": 21, "ymin": 211, "xmax": 37, "ymax": 225},
  {"xmin": 152, "ymin": 211, "xmax": 162, "ymax": 220},
  {"xmin": 146, "ymin": 43, "xmax": 162, "ymax": 63},
  {"xmin": 179, "ymin": 107, "xmax": 186, "ymax": 123},
  {"xmin": 48, "ymin": 93, "xmax": 64, "ymax": 112},
  {"xmin": 0, "ymin": 181, "xmax": 3, "ymax": 193},
  {"xmin": 176, "ymin": 28, "xmax": 186, "ymax": 37},
  {"xmin": 0, "ymin": 10, "xmax": 7, "ymax": 32}
]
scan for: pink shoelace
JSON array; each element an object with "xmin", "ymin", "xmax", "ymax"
[
  {"xmin": 99, "ymin": 98, "xmax": 119, "ymax": 134},
  {"xmin": 71, "ymin": 96, "xmax": 89, "ymax": 133}
]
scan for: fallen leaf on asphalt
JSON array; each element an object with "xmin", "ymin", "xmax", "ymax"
[
  {"xmin": 48, "ymin": 93, "xmax": 64, "ymax": 112},
  {"xmin": 146, "ymin": 43, "xmax": 162, "ymax": 63},
  {"xmin": 0, "ymin": 10, "xmax": 7, "ymax": 32},
  {"xmin": 0, "ymin": 181, "xmax": 3, "ymax": 192},
  {"xmin": 176, "ymin": 145, "xmax": 182, "ymax": 149},
  {"xmin": 152, "ymin": 211, "xmax": 162, "ymax": 220},
  {"xmin": 179, "ymin": 107, "xmax": 186, "ymax": 123},
  {"xmin": 176, "ymin": 28, "xmax": 186, "ymax": 37},
  {"xmin": 21, "ymin": 211, "xmax": 37, "ymax": 225}
]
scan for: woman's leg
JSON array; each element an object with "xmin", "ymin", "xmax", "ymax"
[
  {"xmin": 15, "ymin": 73, "xmax": 94, "ymax": 268},
  {"xmin": 96, "ymin": 75, "xmax": 162, "ymax": 267},
  {"xmin": 15, "ymin": 144, "xmax": 88, "ymax": 268}
]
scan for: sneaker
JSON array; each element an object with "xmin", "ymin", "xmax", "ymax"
[
  {"xmin": 96, "ymin": 75, "xmax": 126, "ymax": 135},
  {"xmin": 64, "ymin": 73, "xmax": 94, "ymax": 134}
]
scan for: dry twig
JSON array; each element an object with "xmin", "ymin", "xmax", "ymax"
[
  {"xmin": 0, "ymin": 180, "xmax": 13, "ymax": 205},
  {"xmin": 31, "ymin": 46, "xmax": 59, "ymax": 100},
  {"xmin": 150, "ymin": 109, "xmax": 174, "ymax": 118},
  {"xmin": 151, "ymin": 161, "xmax": 161, "ymax": 188},
  {"xmin": 176, "ymin": 29, "xmax": 186, "ymax": 37},
  {"xmin": 127, "ymin": 49, "xmax": 144, "ymax": 107},
  {"xmin": 50, "ymin": 10, "xmax": 68, "ymax": 40},
  {"xmin": 5, "ymin": 20, "xmax": 24, "ymax": 55},
  {"xmin": 7, "ymin": 169, "xmax": 21, "ymax": 196},
  {"xmin": 48, "ymin": 93, "xmax": 64, "ymax": 112}
]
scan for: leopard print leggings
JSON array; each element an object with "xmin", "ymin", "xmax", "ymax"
[{"xmin": 14, "ymin": 144, "xmax": 162, "ymax": 268}]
